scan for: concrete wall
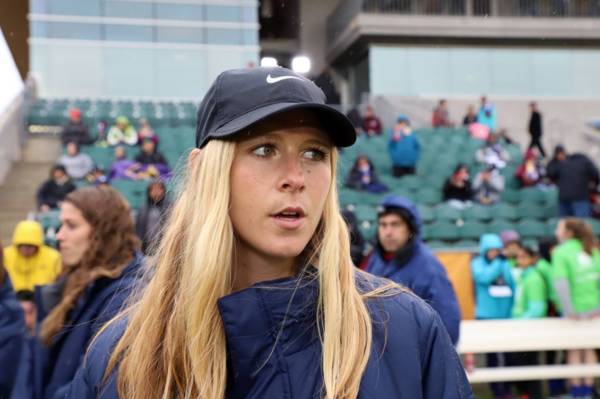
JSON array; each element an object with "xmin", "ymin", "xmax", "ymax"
[
  {"xmin": 299, "ymin": 0, "xmax": 341, "ymax": 75},
  {"xmin": 370, "ymin": 45, "xmax": 600, "ymax": 98}
]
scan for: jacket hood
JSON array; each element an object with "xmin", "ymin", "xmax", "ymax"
[
  {"xmin": 12, "ymin": 221, "xmax": 44, "ymax": 247},
  {"xmin": 479, "ymin": 233, "xmax": 503, "ymax": 257},
  {"xmin": 379, "ymin": 195, "xmax": 422, "ymax": 233}
]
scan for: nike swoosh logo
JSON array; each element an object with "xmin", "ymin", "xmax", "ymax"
[{"xmin": 266, "ymin": 74, "xmax": 305, "ymax": 84}]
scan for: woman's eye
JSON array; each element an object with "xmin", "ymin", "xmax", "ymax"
[
  {"xmin": 252, "ymin": 144, "xmax": 275, "ymax": 157},
  {"xmin": 304, "ymin": 148, "xmax": 327, "ymax": 161}
]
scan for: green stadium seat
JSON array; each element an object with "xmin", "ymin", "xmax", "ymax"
[
  {"xmin": 492, "ymin": 203, "xmax": 518, "ymax": 220},
  {"xmin": 396, "ymin": 175, "xmax": 422, "ymax": 191},
  {"xmin": 417, "ymin": 205, "xmax": 435, "ymax": 224},
  {"xmin": 339, "ymin": 190, "xmax": 363, "ymax": 206},
  {"xmin": 488, "ymin": 220, "xmax": 517, "ymax": 235},
  {"xmin": 427, "ymin": 221, "xmax": 460, "ymax": 241},
  {"xmin": 517, "ymin": 220, "xmax": 548, "ymax": 240},
  {"xmin": 358, "ymin": 220, "xmax": 377, "ymax": 240},
  {"xmin": 519, "ymin": 188, "xmax": 546, "ymax": 204},
  {"xmin": 416, "ymin": 188, "xmax": 442, "ymax": 206},
  {"xmin": 516, "ymin": 204, "xmax": 546, "ymax": 220},
  {"xmin": 453, "ymin": 239, "xmax": 479, "ymax": 250},
  {"xmin": 546, "ymin": 218, "xmax": 560, "ymax": 236},
  {"xmin": 354, "ymin": 204, "xmax": 378, "ymax": 223},
  {"xmin": 38, "ymin": 211, "xmax": 61, "ymax": 231},
  {"xmin": 500, "ymin": 189, "xmax": 521, "ymax": 204},
  {"xmin": 427, "ymin": 240, "xmax": 450, "ymax": 250},
  {"xmin": 460, "ymin": 221, "xmax": 488, "ymax": 240},
  {"xmin": 586, "ymin": 218, "xmax": 600, "ymax": 236},
  {"xmin": 434, "ymin": 204, "xmax": 462, "ymax": 221},
  {"xmin": 462, "ymin": 204, "xmax": 492, "ymax": 221}
]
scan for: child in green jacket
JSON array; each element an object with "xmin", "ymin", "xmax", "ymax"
[{"xmin": 507, "ymin": 245, "xmax": 547, "ymax": 399}]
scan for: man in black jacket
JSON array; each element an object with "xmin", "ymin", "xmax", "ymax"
[
  {"xmin": 60, "ymin": 108, "xmax": 94, "ymax": 146},
  {"xmin": 547, "ymin": 145, "xmax": 599, "ymax": 217},
  {"xmin": 36, "ymin": 165, "xmax": 77, "ymax": 212},
  {"xmin": 528, "ymin": 102, "xmax": 545, "ymax": 157}
]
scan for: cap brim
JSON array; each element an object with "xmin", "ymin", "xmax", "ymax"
[{"xmin": 198, "ymin": 102, "xmax": 357, "ymax": 148}]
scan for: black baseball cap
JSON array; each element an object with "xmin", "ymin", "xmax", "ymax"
[{"xmin": 195, "ymin": 66, "xmax": 356, "ymax": 148}]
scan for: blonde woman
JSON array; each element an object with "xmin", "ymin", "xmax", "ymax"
[{"xmin": 68, "ymin": 67, "xmax": 471, "ymax": 398}]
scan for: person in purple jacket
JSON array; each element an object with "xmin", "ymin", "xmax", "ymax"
[{"xmin": 66, "ymin": 67, "xmax": 472, "ymax": 399}]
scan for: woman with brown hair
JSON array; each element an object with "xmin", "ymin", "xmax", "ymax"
[
  {"xmin": 0, "ymin": 239, "xmax": 26, "ymax": 398},
  {"xmin": 67, "ymin": 67, "xmax": 470, "ymax": 398},
  {"xmin": 553, "ymin": 218, "xmax": 600, "ymax": 398},
  {"xmin": 22, "ymin": 186, "xmax": 143, "ymax": 399}
]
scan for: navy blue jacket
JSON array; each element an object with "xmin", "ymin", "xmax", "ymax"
[
  {"xmin": 67, "ymin": 270, "xmax": 472, "ymax": 398},
  {"xmin": 21, "ymin": 253, "xmax": 143, "ymax": 399},
  {"xmin": 0, "ymin": 277, "xmax": 25, "ymax": 398},
  {"xmin": 363, "ymin": 195, "xmax": 462, "ymax": 345}
]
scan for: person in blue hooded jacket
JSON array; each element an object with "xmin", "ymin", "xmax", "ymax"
[
  {"xmin": 388, "ymin": 115, "xmax": 420, "ymax": 178},
  {"xmin": 65, "ymin": 67, "xmax": 472, "ymax": 399},
  {"xmin": 12, "ymin": 186, "xmax": 143, "ymax": 399},
  {"xmin": 361, "ymin": 195, "xmax": 462, "ymax": 345},
  {"xmin": 0, "ymin": 245, "xmax": 25, "ymax": 399},
  {"xmin": 471, "ymin": 233, "xmax": 515, "ymax": 399}
]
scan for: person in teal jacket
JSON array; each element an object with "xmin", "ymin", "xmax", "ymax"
[
  {"xmin": 471, "ymin": 233, "xmax": 515, "ymax": 398},
  {"xmin": 472, "ymin": 234, "xmax": 515, "ymax": 320},
  {"xmin": 388, "ymin": 115, "xmax": 420, "ymax": 178},
  {"xmin": 553, "ymin": 218, "xmax": 600, "ymax": 399},
  {"xmin": 507, "ymin": 245, "xmax": 547, "ymax": 399}
]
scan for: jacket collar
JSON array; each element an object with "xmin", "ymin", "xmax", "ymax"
[{"xmin": 217, "ymin": 268, "xmax": 320, "ymax": 386}]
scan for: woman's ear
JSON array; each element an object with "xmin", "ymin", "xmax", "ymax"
[{"xmin": 188, "ymin": 148, "xmax": 202, "ymax": 169}]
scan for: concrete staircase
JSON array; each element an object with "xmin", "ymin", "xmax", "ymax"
[{"xmin": 0, "ymin": 136, "xmax": 61, "ymax": 244}]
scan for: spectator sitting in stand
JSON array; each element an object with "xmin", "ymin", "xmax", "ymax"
[
  {"xmin": 547, "ymin": 145, "xmax": 599, "ymax": 218},
  {"xmin": 473, "ymin": 166, "xmax": 505, "ymax": 205},
  {"xmin": 85, "ymin": 165, "xmax": 108, "ymax": 186},
  {"xmin": 506, "ymin": 245, "xmax": 547, "ymax": 399},
  {"xmin": 443, "ymin": 164, "xmax": 473, "ymax": 209},
  {"xmin": 388, "ymin": 115, "xmax": 420, "ymax": 178},
  {"xmin": 107, "ymin": 116, "xmax": 138, "ymax": 146},
  {"xmin": 36, "ymin": 165, "xmax": 77, "ymax": 211},
  {"xmin": 496, "ymin": 128, "xmax": 515, "ymax": 145},
  {"xmin": 345, "ymin": 155, "xmax": 389, "ymax": 193},
  {"xmin": 462, "ymin": 105, "xmax": 478, "ymax": 126},
  {"xmin": 108, "ymin": 146, "xmax": 135, "ymax": 181},
  {"xmin": 137, "ymin": 118, "xmax": 159, "ymax": 146},
  {"xmin": 135, "ymin": 138, "xmax": 168, "ymax": 166},
  {"xmin": 3, "ymin": 220, "xmax": 61, "ymax": 292},
  {"xmin": 58, "ymin": 141, "xmax": 94, "ymax": 180},
  {"xmin": 136, "ymin": 180, "xmax": 170, "ymax": 254},
  {"xmin": 432, "ymin": 99, "xmax": 453, "ymax": 128},
  {"xmin": 477, "ymin": 96, "xmax": 497, "ymax": 132},
  {"xmin": 476, "ymin": 133, "xmax": 510, "ymax": 170},
  {"xmin": 515, "ymin": 148, "xmax": 546, "ymax": 188},
  {"xmin": 362, "ymin": 105, "xmax": 383, "ymax": 137},
  {"xmin": 60, "ymin": 108, "xmax": 94, "ymax": 146}
]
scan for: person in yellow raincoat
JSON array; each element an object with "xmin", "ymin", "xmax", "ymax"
[{"xmin": 3, "ymin": 220, "xmax": 61, "ymax": 292}]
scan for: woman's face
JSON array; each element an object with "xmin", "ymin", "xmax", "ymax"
[
  {"xmin": 56, "ymin": 202, "xmax": 92, "ymax": 266},
  {"xmin": 555, "ymin": 220, "xmax": 572, "ymax": 243},
  {"xmin": 229, "ymin": 111, "xmax": 332, "ymax": 263}
]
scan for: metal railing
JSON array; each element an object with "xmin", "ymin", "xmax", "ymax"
[{"xmin": 327, "ymin": 0, "xmax": 600, "ymax": 44}]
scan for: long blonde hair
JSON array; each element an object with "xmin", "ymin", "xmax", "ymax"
[{"xmin": 106, "ymin": 139, "xmax": 388, "ymax": 398}]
